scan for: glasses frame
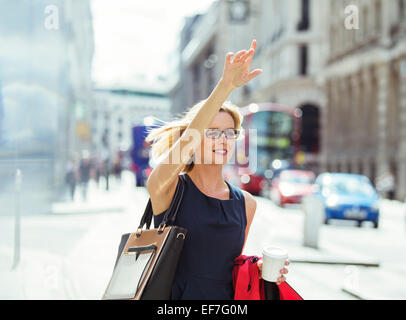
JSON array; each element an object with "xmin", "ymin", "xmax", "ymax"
[{"xmin": 205, "ymin": 128, "xmax": 240, "ymax": 140}]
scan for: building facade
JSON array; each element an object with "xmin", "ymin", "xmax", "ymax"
[
  {"xmin": 92, "ymin": 86, "xmax": 171, "ymax": 164},
  {"xmin": 321, "ymin": 0, "xmax": 406, "ymax": 200},
  {"xmin": 170, "ymin": 0, "xmax": 259, "ymax": 115},
  {"xmin": 171, "ymin": 0, "xmax": 329, "ymax": 172},
  {"xmin": 169, "ymin": 0, "xmax": 406, "ymax": 200},
  {"xmin": 248, "ymin": 0, "xmax": 329, "ymax": 172}
]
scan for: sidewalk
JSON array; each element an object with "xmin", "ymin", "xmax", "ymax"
[
  {"xmin": 51, "ymin": 177, "xmax": 127, "ymax": 215},
  {"xmin": 0, "ymin": 246, "xmax": 73, "ymax": 299},
  {"xmin": 0, "ymin": 171, "xmax": 142, "ymax": 300},
  {"xmin": 61, "ymin": 175, "xmax": 151, "ymax": 299}
]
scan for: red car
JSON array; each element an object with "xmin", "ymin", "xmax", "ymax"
[
  {"xmin": 270, "ymin": 170, "xmax": 316, "ymax": 207},
  {"xmin": 227, "ymin": 166, "xmax": 267, "ymax": 196}
]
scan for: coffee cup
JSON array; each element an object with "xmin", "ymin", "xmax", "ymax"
[{"xmin": 262, "ymin": 246, "xmax": 288, "ymax": 282}]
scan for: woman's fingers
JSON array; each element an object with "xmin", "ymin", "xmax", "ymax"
[
  {"xmin": 233, "ymin": 39, "xmax": 256, "ymax": 63},
  {"xmin": 223, "ymin": 40, "xmax": 262, "ymax": 87},
  {"xmin": 225, "ymin": 52, "xmax": 234, "ymax": 65},
  {"xmin": 233, "ymin": 50, "xmax": 248, "ymax": 63},
  {"xmin": 246, "ymin": 69, "xmax": 263, "ymax": 82},
  {"xmin": 243, "ymin": 48, "xmax": 255, "ymax": 64},
  {"xmin": 227, "ymin": 40, "xmax": 257, "ymax": 65},
  {"xmin": 276, "ymin": 275, "xmax": 286, "ymax": 285},
  {"xmin": 257, "ymin": 260, "xmax": 263, "ymax": 277}
]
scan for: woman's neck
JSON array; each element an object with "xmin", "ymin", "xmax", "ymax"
[{"xmin": 188, "ymin": 164, "xmax": 227, "ymax": 193}]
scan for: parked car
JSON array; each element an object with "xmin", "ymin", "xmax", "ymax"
[
  {"xmin": 270, "ymin": 169, "xmax": 316, "ymax": 207},
  {"xmin": 314, "ymin": 173, "xmax": 380, "ymax": 228}
]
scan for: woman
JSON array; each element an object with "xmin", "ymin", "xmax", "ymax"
[{"xmin": 146, "ymin": 40, "xmax": 289, "ymax": 300}]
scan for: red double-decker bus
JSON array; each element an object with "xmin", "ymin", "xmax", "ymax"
[{"xmin": 225, "ymin": 102, "xmax": 304, "ymax": 196}]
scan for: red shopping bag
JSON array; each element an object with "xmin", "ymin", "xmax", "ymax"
[{"xmin": 233, "ymin": 255, "xmax": 303, "ymax": 300}]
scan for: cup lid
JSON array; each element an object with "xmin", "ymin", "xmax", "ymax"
[{"xmin": 262, "ymin": 246, "xmax": 288, "ymax": 259}]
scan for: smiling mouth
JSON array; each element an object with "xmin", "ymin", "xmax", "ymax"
[{"xmin": 213, "ymin": 149, "xmax": 227, "ymax": 155}]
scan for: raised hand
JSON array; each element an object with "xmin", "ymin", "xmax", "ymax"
[{"xmin": 221, "ymin": 39, "xmax": 263, "ymax": 90}]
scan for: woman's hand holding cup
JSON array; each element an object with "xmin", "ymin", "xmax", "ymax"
[
  {"xmin": 259, "ymin": 246, "xmax": 289, "ymax": 285},
  {"xmin": 257, "ymin": 258, "xmax": 289, "ymax": 285}
]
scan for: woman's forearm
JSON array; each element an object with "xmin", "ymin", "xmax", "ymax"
[
  {"xmin": 187, "ymin": 79, "xmax": 235, "ymax": 135},
  {"xmin": 147, "ymin": 78, "xmax": 235, "ymax": 195},
  {"xmin": 148, "ymin": 42, "xmax": 260, "ymax": 195},
  {"xmin": 174, "ymin": 78, "xmax": 235, "ymax": 162}
]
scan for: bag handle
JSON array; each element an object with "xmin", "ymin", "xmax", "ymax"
[
  {"xmin": 160, "ymin": 174, "xmax": 185, "ymax": 227},
  {"xmin": 137, "ymin": 174, "xmax": 185, "ymax": 232}
]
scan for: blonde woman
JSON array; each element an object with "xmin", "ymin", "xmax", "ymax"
[{"xmin": 146, "ymin": 40, "xmax": 289, "ymax": 300}]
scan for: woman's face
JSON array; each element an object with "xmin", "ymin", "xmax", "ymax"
[{"xmin": 194, "ymin": 111, "xmax": 237, "ymax": 166}]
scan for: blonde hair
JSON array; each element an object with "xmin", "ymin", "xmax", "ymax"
[{"xmin": 145, "ymin": 99, "xmax": 243, "ymax": 173}]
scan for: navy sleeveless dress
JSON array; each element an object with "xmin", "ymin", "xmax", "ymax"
[{"xmin": 153, "ymin": 173, "xmax": 247, "ymax": 300}]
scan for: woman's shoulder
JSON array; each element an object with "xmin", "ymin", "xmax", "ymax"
[
  {"xmin": 226, "ymin": 180, "xmax": 257, "ymax": 207},
  {"xmin": 240, "ymin": 189, "xmax": 257, "ymax": 209},
  {"xmin": 239, "ymin": 189, "xmax": 257, "ymax": 226}
]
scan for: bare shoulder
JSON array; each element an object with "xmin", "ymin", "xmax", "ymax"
[
  {"xmin": 241, "ymin": 189, "xmax": 257, "ymax": 215},
  {"xmin": 147, "ymin": 174, "xmax": 180, "ymax": 216}
]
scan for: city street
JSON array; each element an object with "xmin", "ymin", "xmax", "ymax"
[
  {"xmin": 1, "ymin": 171, "xmax": 405, "ymax": 300},
  {"xmin": 2, "ymin": 0, "xmax": 406, "ymax": 304}
]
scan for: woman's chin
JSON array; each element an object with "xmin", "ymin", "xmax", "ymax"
[{"xmin": 211, "ymin": 154, "xmax": 229, "ymax": 165}]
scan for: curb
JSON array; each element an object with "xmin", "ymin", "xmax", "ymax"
[
  {"xmin": 51, "ymin": 204, "xmax": 125, "ymax": 215},
  {"xmin": 290, "ymin": 258, "xmax": 380, "ymax": 268},
  {"xmin": 341, "ymin": 287, "xmax": 380, "ymax": 300}
]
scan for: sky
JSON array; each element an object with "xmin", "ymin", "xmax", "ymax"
[{"xmin": 91, "ymin": 0, "xmax": 216, "ymax": 88}]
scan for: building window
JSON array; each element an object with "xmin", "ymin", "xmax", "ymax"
[
  {"xmin": 330, "ymin": 26, "xmax": 336, "ymax": 54},
  {"xmin": 297, "ymin": 0, "xmax": 310, "ymax": 31},
  {"xmin": 299, "ymin": 45, "xmax": 308, "ymax": 76},
  {"xmin": 399, "ymin": 0, "xmax": 405, "ymax": 20},
  {"xmin": 362, "ymin": 7, "xmax": 369, "ymax": 40},
  {"xmin": 375, "ymin": 0, "xmax": 382, "ymax": 33}
]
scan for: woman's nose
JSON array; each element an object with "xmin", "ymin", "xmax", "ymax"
[{"xmin": 220, "ymin": 131, "xmax": 228, "ymax": 142}]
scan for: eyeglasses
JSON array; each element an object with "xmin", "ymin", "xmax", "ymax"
[{"xmin": 205, "ymin": 128, "xmax": 240, "ymax": 140}]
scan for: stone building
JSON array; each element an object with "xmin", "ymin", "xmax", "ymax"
[
  {"xmin": 321, "ymin": 0, "xmax": 406, "ymax": 200},
  {"xmin": 247, "ymin": 0, "xmax": 329, "ymax": 172},
  {"xmin": 171, "ymin": 0, "xmax": 330, "ymax": 172},
  {"xmin": 169, "ymin": 0, "xmax": 406, "ymax": 200},
  {"xmin": 170, "ymin": 0, "xmax": 258, "ymax": 116},
  {"xmin": 92, "ymin": 84, "xmax": 171, "ymax": 163}
]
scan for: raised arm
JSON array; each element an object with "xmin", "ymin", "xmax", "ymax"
[{"xmin": 147, "ymin": 40, "xmax": 262, "ymax": 215}]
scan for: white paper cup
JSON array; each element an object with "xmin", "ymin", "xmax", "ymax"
[{"xmin": 262, "ymin": 246, "xmax": 288, "ymax": 282}]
